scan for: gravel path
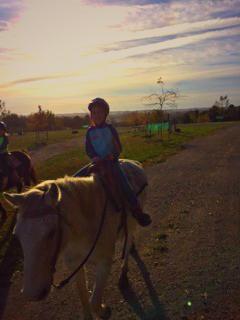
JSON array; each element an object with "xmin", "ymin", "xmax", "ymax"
[
  {"xmin": 1, "ymin": 124, "xmax": 240, "ymax": 320},
  {"xmin": 28, "ymin": 136, "xmax": 85, "ymax": 165}
]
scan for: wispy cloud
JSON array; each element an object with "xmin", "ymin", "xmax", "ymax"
[
  {"xmin": 0, "ymin": 74, "xmax": 76, "ymax": 88},
  {"xmin": 82, "ymin": 0, "xmax": 165, "ymax": 6},
  {"xmin": 96, "ymin": 17, "xmax": 240, "ymax": 52},
  {"xmin": 0, "ymin": 0, "xmax": 26, "ymax": 31},
  {"xmin": 115, "ymin": 0, "xmax": 240, "ymax": 31}
]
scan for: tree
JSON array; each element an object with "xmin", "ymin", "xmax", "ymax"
[
  {"xmin": 26, "ymin": 105, "xmax": 49, "ymax": 140},
  {"xmin": 143, "ymin": 77, "xmax": 181, "ymax": 139},
  {"xmin": 2, "ymin": 114, "xmax": 23, "ymax": 132},
  {"xmin": 0, "ymin": 100, "xmax": 10, "ymax": 119},
  {"xmin": 214, "ymin": 95, "xmax": 229, "ymax": 109},
  {"xmin": 72, "ymin": 116, "xmax": 84, "ymax": 129}
]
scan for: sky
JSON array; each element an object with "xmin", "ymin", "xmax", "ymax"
[{"xmin": 0, "ymin": 0, "xmax": 240, "ymax": 115}]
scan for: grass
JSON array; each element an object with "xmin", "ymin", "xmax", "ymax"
[
  {"xmin": 8, "ymin": 129, "xmax": 85, "ymax": 152},
  {"xmin": 0, "ymin": 122, "xmax": 231, "ymax": 274},
  {"xmin": 33, "ymin": 122, "xmax": 229, "ymax": 180}
]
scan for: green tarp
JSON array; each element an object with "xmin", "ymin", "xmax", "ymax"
[{"xmin": 145, "ymin": 122, "xmax": 171, "ymax": 132}]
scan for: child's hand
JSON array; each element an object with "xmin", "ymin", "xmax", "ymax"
[
  {"xmin": 92, "ymin": 156, "xmax": 101, "ymax": 163},
  {"xmin": 107, "ymin": 154, "xmax": 114, "ymax": 161}
]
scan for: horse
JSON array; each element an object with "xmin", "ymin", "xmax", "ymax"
[
  {"xmin": 3, "ymin": 159, "xmax": 148, "ymax": 320},
  {"xmin": 0, "ymin": 150, "xmax": 37, "ymax": 220}
]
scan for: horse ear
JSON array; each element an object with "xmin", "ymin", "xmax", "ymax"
[
  {"xmin": 44, "ymin": 183, "xmax": 61, "ymax": 207},
  {"xmin": 3, "ymin": 192, "xmax": 24, "ymax": 208}
]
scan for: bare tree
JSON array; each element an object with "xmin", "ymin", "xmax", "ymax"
[
  {"xmin": 214, "ymin": 95, "xmax": 229, "ymax": 109},
  {"xmin": 143, "ymin": 77, "xmax": 181, "ymax": 139}
]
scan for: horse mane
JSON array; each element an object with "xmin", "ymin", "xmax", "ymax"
[{"xmin": 21, "ymin": 175, "xmax": 103, "ymax": 219}]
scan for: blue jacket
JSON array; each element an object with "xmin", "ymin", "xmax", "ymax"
[{"xmin": 86, "ymin": 122, "xmax": 122, "ymax": 160}]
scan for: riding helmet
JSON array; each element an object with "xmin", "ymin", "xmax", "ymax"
[
  {"xmin": 0, "ymin": 121, "xmax": 7, "ymax": 131},
  {"xmin": 88, "ymin": 98, "xmax": 109, "ymax": 115}
]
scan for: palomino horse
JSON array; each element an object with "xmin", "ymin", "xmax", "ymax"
[
  {"xmin": 0, "ymin": 150, "xmax": 37, "ymax": 220},
  {"xmin": 3, "ymin": 159, "xmax": 148, "ymax": 320}
]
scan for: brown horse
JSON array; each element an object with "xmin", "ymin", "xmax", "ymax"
[{"xmin": 0, "ymin": 150, "xmax": 37, "ymax": 220}]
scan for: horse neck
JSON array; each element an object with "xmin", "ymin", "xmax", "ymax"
[{"xmin": 60, "ymin": 178, "xmax": 106, "ymax": 232}]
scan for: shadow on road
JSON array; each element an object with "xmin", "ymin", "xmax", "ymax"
[{"xmin": 120, "ymin": 245, "xmax": 170, "ymax": 320}]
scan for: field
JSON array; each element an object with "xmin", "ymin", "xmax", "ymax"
[{"xmin": 8, "ymin": 123, "xmax": 227, "ymax": 180}]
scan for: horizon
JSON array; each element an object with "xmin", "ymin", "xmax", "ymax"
[
  {"xmin": 0, "ymin": 0, "xmax": 240, "ymax": 115},
  {"xmin": 11, "ymin": 106, "xmax": 213, "ymax": 117}
]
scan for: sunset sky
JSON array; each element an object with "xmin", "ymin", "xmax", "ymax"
[{"xmin": 0, "ymin": 0, "xmax": 240, "ymax": 115}]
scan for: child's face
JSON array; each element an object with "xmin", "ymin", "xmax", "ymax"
[{"xmin": 91, "ymin": 106, "xmax": 107, "ymax": 126}]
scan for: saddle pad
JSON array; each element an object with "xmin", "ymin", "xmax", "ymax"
[{"xmin": 119, "ymin": 159, "xmax": 148, "ymax": 196}]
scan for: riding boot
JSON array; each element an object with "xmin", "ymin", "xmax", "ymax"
[{"xmin": 131, "ymin": 205, "xmax": 152, "ymax": 227}]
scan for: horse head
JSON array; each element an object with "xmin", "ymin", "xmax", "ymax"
[{"xmin": 3, "ymin": 183, "xmax": 68, "ymax": 301}]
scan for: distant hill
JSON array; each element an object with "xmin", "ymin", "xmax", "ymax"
[{"xmin": 56, "ymin": 107, "xmax": 210, "ymax": 118}]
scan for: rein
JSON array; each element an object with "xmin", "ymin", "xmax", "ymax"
[{"xmin": 52, "ymin": 186, "xmax": 109, "ymax": 290}]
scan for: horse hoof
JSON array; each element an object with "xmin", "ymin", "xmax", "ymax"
[
  {"xmin": 96, "ymin": 304, "xmax": 111, "ymax": 319},
  {"xmin": 118, "ymin": 274, "xmax": 129, "ymax": 289}
]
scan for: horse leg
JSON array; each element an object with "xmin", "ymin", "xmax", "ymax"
[
  {"xmin": 65, "ymin": 257, "xmax": 93, "ymax": 320},
  {"xmin": 0, "ymin": 200, "xmax": 7, "ymax": 221},
  {"xmin": 23, "ymin": 172, "xmax": 31, "ymax": 186},
  {"xmin": 119, "ymin": 231, "xmax": 134, "ymax": 289},
  {"xmin": 74, "ymin": 268, "xmax": 93, "ymax": 320},
  {"xmin": 90, "ymin": 260, "xmax": 112, "ymax": 319}
]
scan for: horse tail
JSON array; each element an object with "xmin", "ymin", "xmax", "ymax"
[{"xmin": 30, "ymin": 166, "xmax": 38, "ymax": 185}]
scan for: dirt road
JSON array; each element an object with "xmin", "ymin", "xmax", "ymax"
[{"xmin": 1, "ymin": 124, "xmax": 240, "ymax": 320}]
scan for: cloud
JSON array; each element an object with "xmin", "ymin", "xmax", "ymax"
[
  {"xmin": 110, "ymin": 0, "xmax": 240, "ymax": 31},
  {"xmin": 82, "ymin": 0, "xmax": 167, "ymax": 6},
  {"xmin": 0, "ymin": 0, "xmax": 239, "ymax": 114},
  {"xmin": 0, "ymin": 0, "xmax": 26, "ymax": 31},
  {"xmin": 0, "ymin": 74, "xmax": 74, "ymax": 88},
  {"xmin": 97, "ymin": 17, "xmax": 240, "ymax": 52}
]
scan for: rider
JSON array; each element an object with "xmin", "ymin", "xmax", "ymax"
[
  {"xmin": 0, "ymin": 121, "xmax": 21, "ymax": 185},
  {"xmin": 74, "ymin": 98, "xmax": 152, "ymax": 227}
]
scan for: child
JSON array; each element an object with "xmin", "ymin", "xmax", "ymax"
[
  {"xmin": 74, "ymin": 98, "xmax": 151, "ymax": 227},
  {"xmin": 0, "ymin": 121, "xmax": 21, "ymax": 186}
]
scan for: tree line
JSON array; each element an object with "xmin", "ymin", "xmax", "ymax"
[
  {"xmin": 0, "ymin": 101, "xmax": 91, "ymax": 133},
  {"xmin": 0, "ymin": 95, "xmax": 239, "ymax": 134}
]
